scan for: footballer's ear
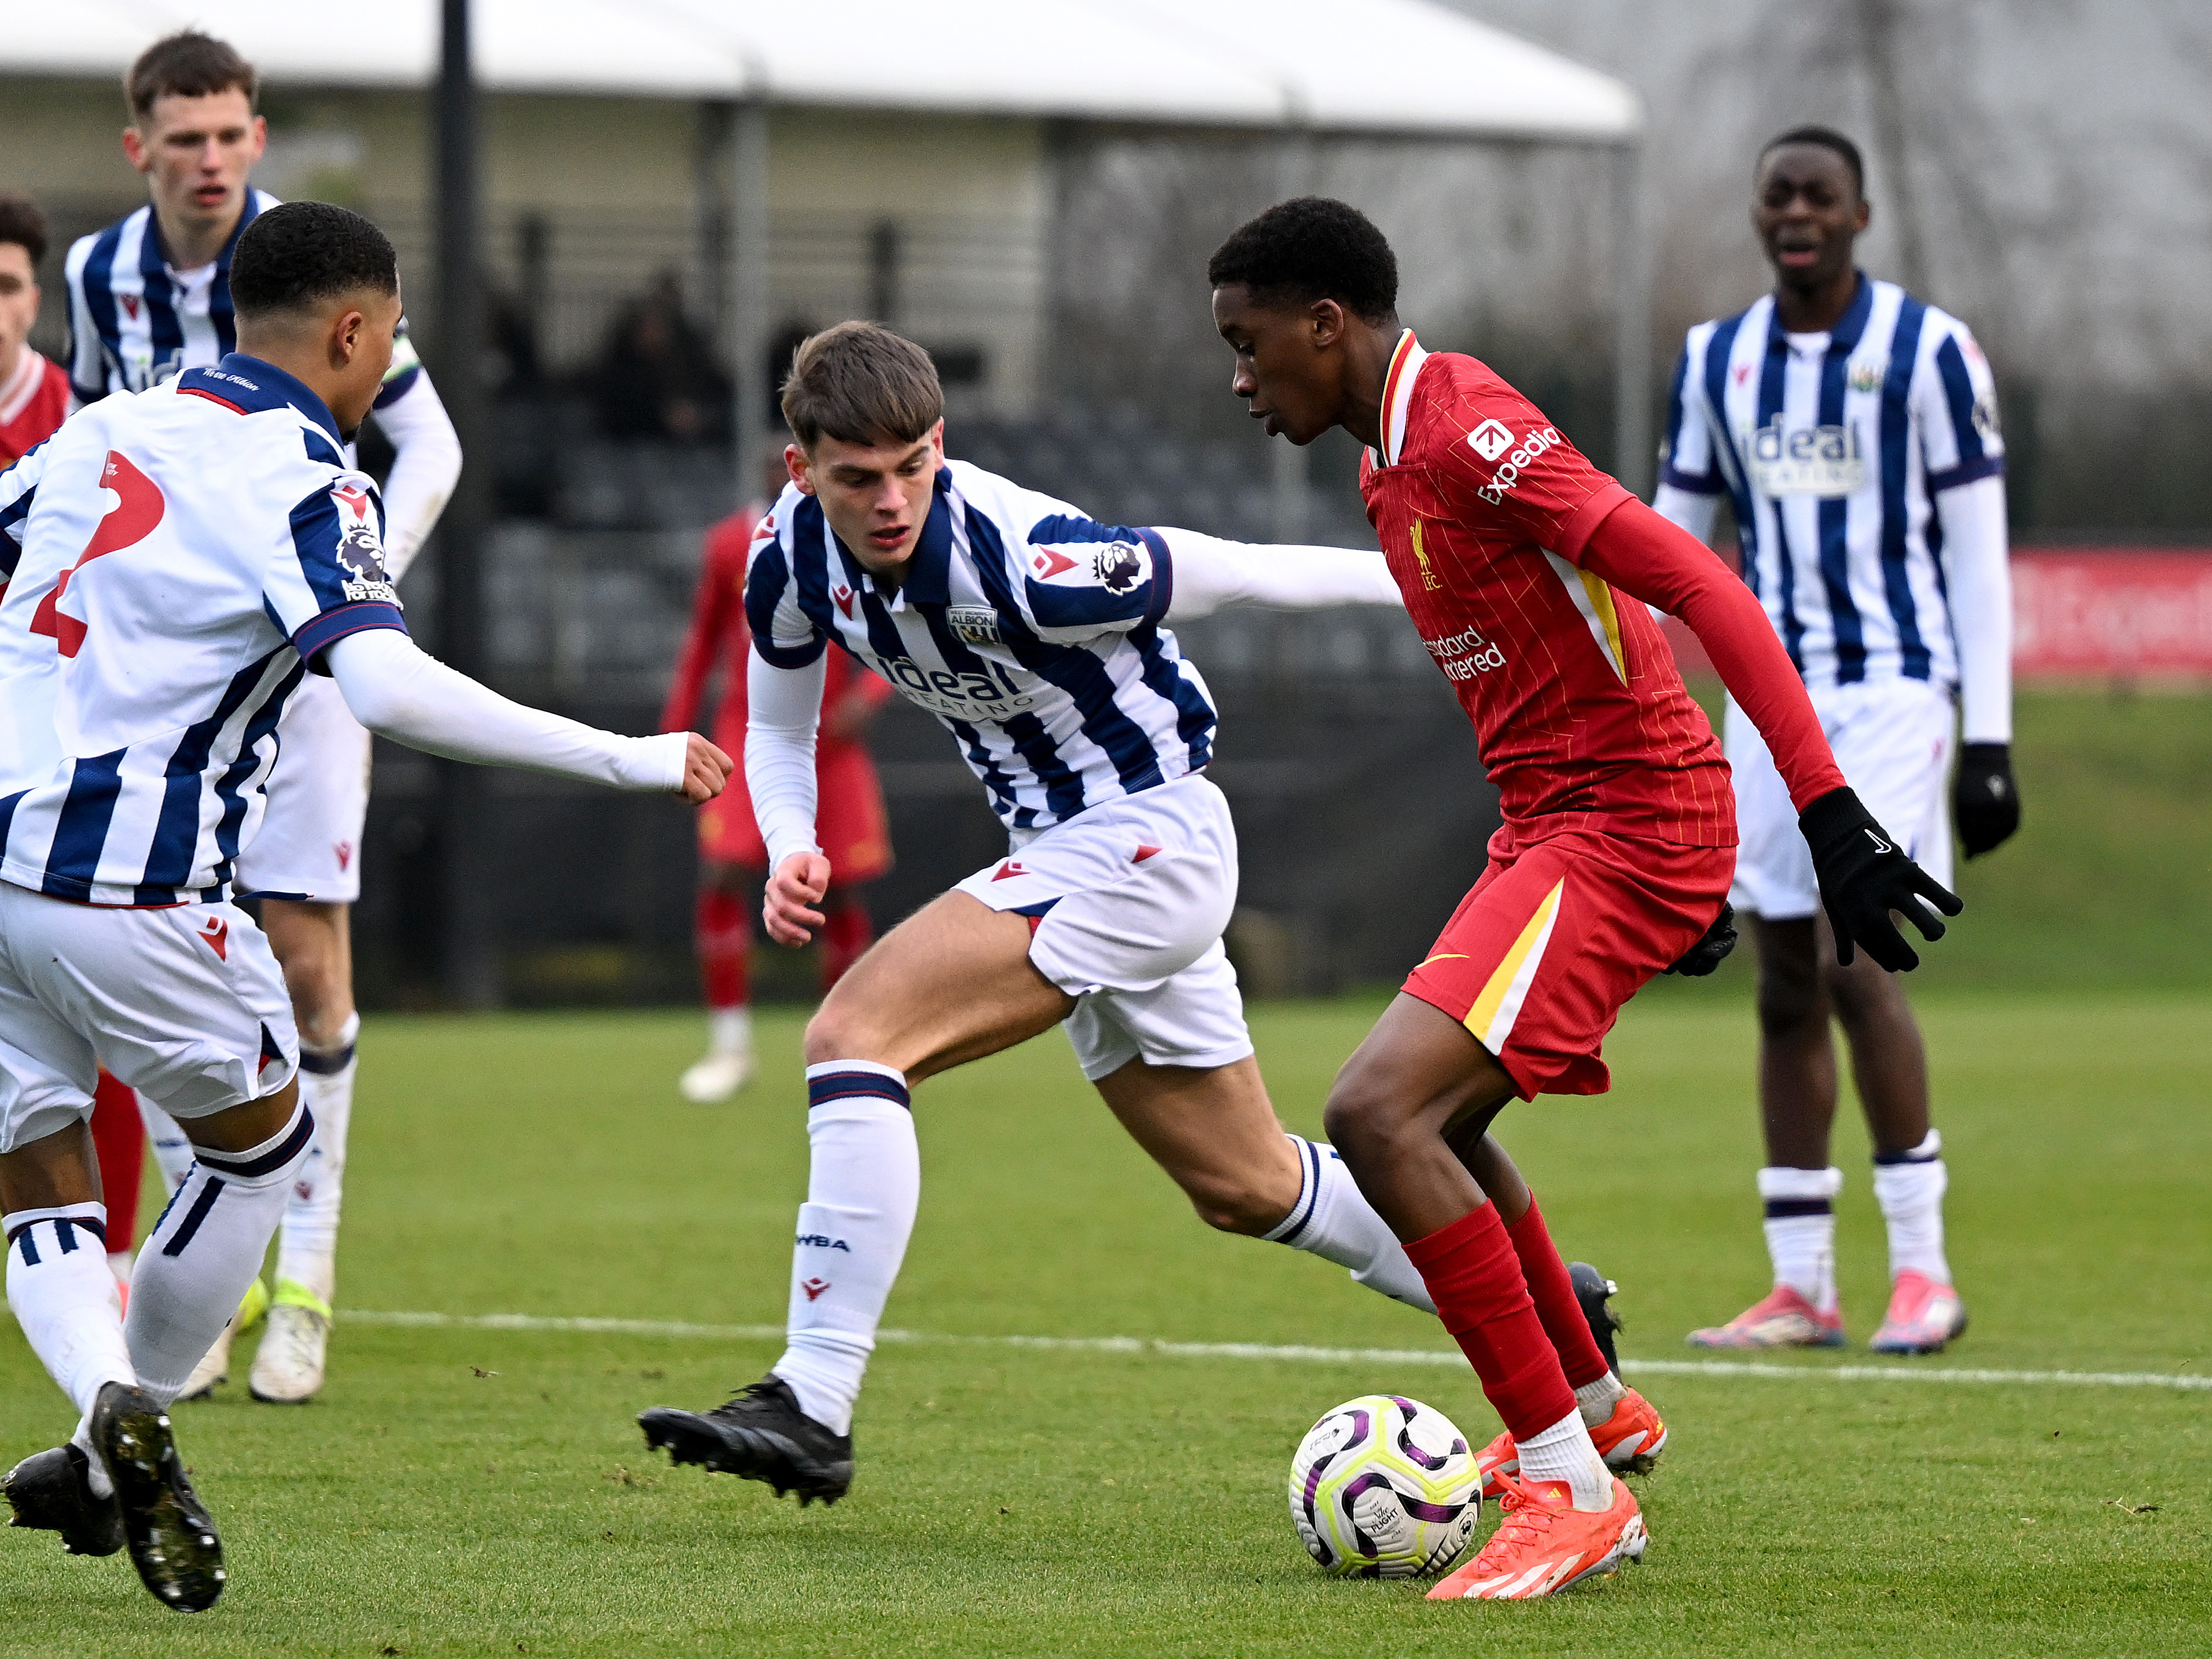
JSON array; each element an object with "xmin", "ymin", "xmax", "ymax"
[
  {"xmin": 785, "ymin": 443, "xmax": 816, "ymax": 496},
  {"xmin": 1309, "ymin": 297, "xmax": 1349, "ymax": 351}
]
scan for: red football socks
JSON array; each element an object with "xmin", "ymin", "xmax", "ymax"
[
  {"xmin": 1405, "ymin": 1202, "xmax": 1578, "ymax": 1443},
  {"xmin": 88, "ymin": 1071, "xmax": 145, "ymax": 1250},
  {"xmin": 1505, "ymin": 1194, "xmax": 1614, "ymax": 1389},
  {"xmin": 697, "ymin": 888, "xmax": 750, "ymax": 1009},
  {"xmin": 820, "ymin": 900, "xmax": 874, "ymax": 989}
]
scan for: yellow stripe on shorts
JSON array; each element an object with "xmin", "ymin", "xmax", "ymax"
[{"xmin": 1464, "ymin": 878, "xmax": 1566, "ymax": 1054}]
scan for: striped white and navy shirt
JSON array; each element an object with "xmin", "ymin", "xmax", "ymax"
[
  {"xmin": 0, "ymin": 356, "xmax": 407, "ymax": 906},
  {"xmin": 65, "ymin": 190, "xmax": 426, "ymax": 422},
  {"xmin": 746, "ymin": 460, "xmax": 1214, "ymax": 833},
  {"xmin": 1658, "ymin": 274, "xmax": 2003, "ymax": 692}
]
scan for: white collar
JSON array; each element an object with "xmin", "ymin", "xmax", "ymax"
[{"xmin": 1375, "ymin": 328, "xmax": 1429, "ymax": 468}]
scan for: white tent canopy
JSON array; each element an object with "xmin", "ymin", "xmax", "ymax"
[{"xmin": 13, "ymin": 0, "xmax": 1640, "ymax": 141}]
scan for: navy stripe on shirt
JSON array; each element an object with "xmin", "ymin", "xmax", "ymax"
[{"xmin": 1878, "ymin": 297, "xmax": 1933, "ymax": 680}]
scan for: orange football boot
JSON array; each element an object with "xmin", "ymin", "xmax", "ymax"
[
  {"xmin": 1429, "ymin": 1471, "xmax": 1647, "ymax": 1601},
  {"xmin": 1471, "ymin": 1388, "xmax": 1668, "ymax": 1499}
]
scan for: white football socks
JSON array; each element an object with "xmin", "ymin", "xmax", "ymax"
[
  {"xmin": 138, "ymin": 1095, "xmax": 197, "ymax": 1194},
  {"xmin": 1873, "ymin": 1130, "xmax": 1951, "ymax": 1285},
  {"xmin": 772, "ymin": 1061, "xmax": 918, "ymax": 1437},
  {"xmin": 709, "ymin": 1006, "xmax": 752, "ymax": 1057},
  {"xmin": 5, "ymin": 1204, "xmax": 134, "ymax": 1499},
  {"xmin": 1758, "ymin": 1165, "xmax": 1842, "ymax": 1312},
  {"xmin": 1574, "ymin": 1370, "xmax": 1627, "ymax": 1429},
  {"xmin": 1263, "ymin": 1136, "xmax": 1437, "ymax": 1314},
  {"xmin": 276, "ymin": 1011, "xmax": 359, "ymax": 1305},
  {"xmin": 1514, "ymin": 1407, "xmax": 1613, "ymax": 1511},
  {"xmin": 127, "ymin": 1101, "xmax": 316, "ymax": 1403}
]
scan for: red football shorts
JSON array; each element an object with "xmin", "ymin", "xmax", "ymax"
[
  {"xmin": 698, "ymin": 724, "xmax": 893, "ymax": 884},
  {"xmin": 1403, "ymin": 823, "xmax": 1734, "ymax": 1099}
]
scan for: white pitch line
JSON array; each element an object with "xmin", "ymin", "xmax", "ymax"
[{"xmin": 342, "ymin": 1311, "xmax": 2212, "ymax": 1393}]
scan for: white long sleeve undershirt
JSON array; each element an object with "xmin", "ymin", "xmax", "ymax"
[
  {"xmin": 746, "ymin": 648, "xmax": 827, "ymax": 874},
  {"xmin": 364, "ymin": 371, "xmax": 463, "ymax": 582},
  {"xmin": 325, "ymin": 628, "xmax": 688, "ymax": 790},
  {"xmin": 1155, "ymin": 527, "xmax": 1403, "ymax": 620},
  {"xmin": 1935, "ymin": 474, "xmax": 2013, "ymax": 744}
]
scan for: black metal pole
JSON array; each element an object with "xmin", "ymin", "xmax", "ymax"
[{"xmin": 434, "ymin": 0, "xmax": 496, "ymax": 1007}]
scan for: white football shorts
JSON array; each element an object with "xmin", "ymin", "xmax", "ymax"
[
  {"xmin": 953, "ymin": 773, "xmax": 1253, "ymax": 1082},
  {"xmin": 235, "ymin": 671, "xmax": 373, "ymax": 903},
  {"xmin": 0, "ymin": 881, "xmax": 299, "ymax": 1154},
  {"xmin": 1725, "ymin": 677, "xmax": 1957, "ymax": 923}
]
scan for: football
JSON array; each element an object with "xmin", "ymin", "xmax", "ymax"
[{"xmin": 1287, "ymin": 1394, "xmax": 1481, "ymax": 1577}]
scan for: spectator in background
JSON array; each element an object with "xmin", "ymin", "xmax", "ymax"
[
  {"xmin": 595, "ymin": 271, "xmax": 730, "ymax": 443},
  {"xmin": 0, "ymin": 192, "xmax": 146, "ymax": 1290},
  {"xmin": 661, "ymin": 440, "xmax": 895, "ymax": 1102},
  {"xmin": 0, "ymin": 194, "xmax": 69, "ymax": 466}
]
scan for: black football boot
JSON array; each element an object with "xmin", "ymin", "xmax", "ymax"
[
  {"xmin": 638, "ymin": 1374, "xmax": 853, "ymax": 1506},
  {"xmin": 1570, "ymin": 1261, "xmax": 1624, "ymax": 1375},
  {"xmin": 90, "ymin": 1382, "xmax": 226, "ymax": 1612},
  {"xmin": 4, "ymin": 1443, "xmax": 125, "ymax": 1557}
]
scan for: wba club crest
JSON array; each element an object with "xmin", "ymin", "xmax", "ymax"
[{"xmin": 330, "ymin": 481, "xmax": 400, "ymax": 605}]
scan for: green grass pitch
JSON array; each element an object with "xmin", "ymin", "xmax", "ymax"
[{"xmin": 3, "ymin": 989, "xmax": 2206, "ymax": 1656}]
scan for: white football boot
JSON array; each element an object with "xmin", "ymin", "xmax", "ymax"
[
  {"xmin": 174, "ymin": 1276, "xmax": 270, "ymax": 1401},
  {"xmin": 679, "ymin": 1047, "xmax": 755, "ymax": 1104},
  {"xmin": 249, "ymin": 1281, "xmax": 332, "ymax": 1404}
]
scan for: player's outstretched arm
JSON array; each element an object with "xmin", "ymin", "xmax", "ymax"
[
  {"xmin": 1155, "ymin": 527, "xmax": 1403, "ymax": 620},
  {"xmin": 747, "ymin": 646, "xmax": 831, "ymax": 946},
  {"xmin": 324, "ymin": 629, "xmax": 729, "ymax": 800},
  {"xmin": 1576, "ymin": 496, "xmax": 1961, "ymax": 971}
]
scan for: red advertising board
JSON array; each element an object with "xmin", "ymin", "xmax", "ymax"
[{"xmin": 1661, "ymin": 549, "xmax": 2212, "ymax": 683}]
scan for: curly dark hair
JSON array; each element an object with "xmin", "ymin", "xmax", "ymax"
[
  {"xmin": 230, "ymin": 201, "xmax": 398, "ymax": 319},
  {"xmin": 1206, "ymin": 197, "xmax": 1398, "ymax": 324}
]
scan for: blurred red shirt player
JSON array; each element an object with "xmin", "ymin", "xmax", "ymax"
[
  {"xmin": 661, "ymin": 466, "xmax": 895, "ymax": 1101},
  {"xmin": 0, "ymin": 192, "xmax": 146, "ymax": 1287}
]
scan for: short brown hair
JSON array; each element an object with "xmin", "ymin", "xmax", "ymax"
[
  {"xmin": 779, "ymin": 322, "xmax": 943, "ymax": 450},
  {"xmin": 0, "ymin": 194, "xmax": 48, "ymax": 269},
  {"xmin": 126, "ymin": 31, "xmax": 257, "ymax": 124}
]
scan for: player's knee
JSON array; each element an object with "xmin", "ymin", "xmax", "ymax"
[
  {"xmin": 1182, "ymin": 1172, "xmax": 1280, "ymax": 1237},
  {"xmin": 1320, "ymin": 1076, "xmax": 1401, "ymax": 1172},
  {"xmin": 801, "ymin": 999, "xmax": 890, "ymax": 1068},
  {"xmin": 1755, "ymin": 961, "xmax": 1823, "ymax": 1039},
  {"xmin": 1824, "ymin": 952, "xmax": 1908, "ymax": 1025}
]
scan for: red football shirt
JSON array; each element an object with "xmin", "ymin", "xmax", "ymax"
[
  {"xmin": 0, "ymin": 347, "xmax": 69, "ymax": 469},
  {"xmin": 1361, "ymin": 334, "xmax": 1741, "ymax": 844}
]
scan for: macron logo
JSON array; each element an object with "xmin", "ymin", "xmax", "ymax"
[{"xmin": 1467, "ymin": 419, "xmax": 1514, "ymax": 462}]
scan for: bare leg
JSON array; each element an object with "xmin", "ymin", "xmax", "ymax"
[
  {"xmin": 1092, "ymin": 1056, "xmax": 1302, "ymax": 1234},
  {"xmin": 259, "ymin": 901, "xmax": 352, "ymax": 1049}
]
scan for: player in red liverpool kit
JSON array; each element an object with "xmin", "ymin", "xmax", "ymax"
[
  {"xmin": 663, "ymin": 485, "xmax": 895, "ymax": 1101},
  {"xmin": 1210, "ymin": 199, "xmax": 1959, "ymax": 1600}
]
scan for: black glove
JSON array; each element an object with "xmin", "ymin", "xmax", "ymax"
[
  {"xmin": 1799, "ymin": 786, "xmax": 1963, "ymax": 972},
  {"xmin": 1663, "ymin": 901, "xmax": 1737, "ymax": 977},
  {"xmin": 1952, "ymin": 742, "xmax": 2020, "ymax": 859}
]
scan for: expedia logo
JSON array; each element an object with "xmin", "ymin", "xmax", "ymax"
[
  {"xmin": 1744, "ymin": 417, "xmax": 1867, "ymax": 498},
  {"xmin": 1467, "ymin": 418, "xmax": 1514, "ymax": 462},
  {"xmin": 796, "ymin": 1233, "xmax": 853, "ymax": 1252},
  {"xmin": 1474, "ymin": 426, "xmax": 1563, "ymax": 506},
  {"xmin": 1422, "ymin": 624, "xmax": 1508, "ymax": 680}
]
